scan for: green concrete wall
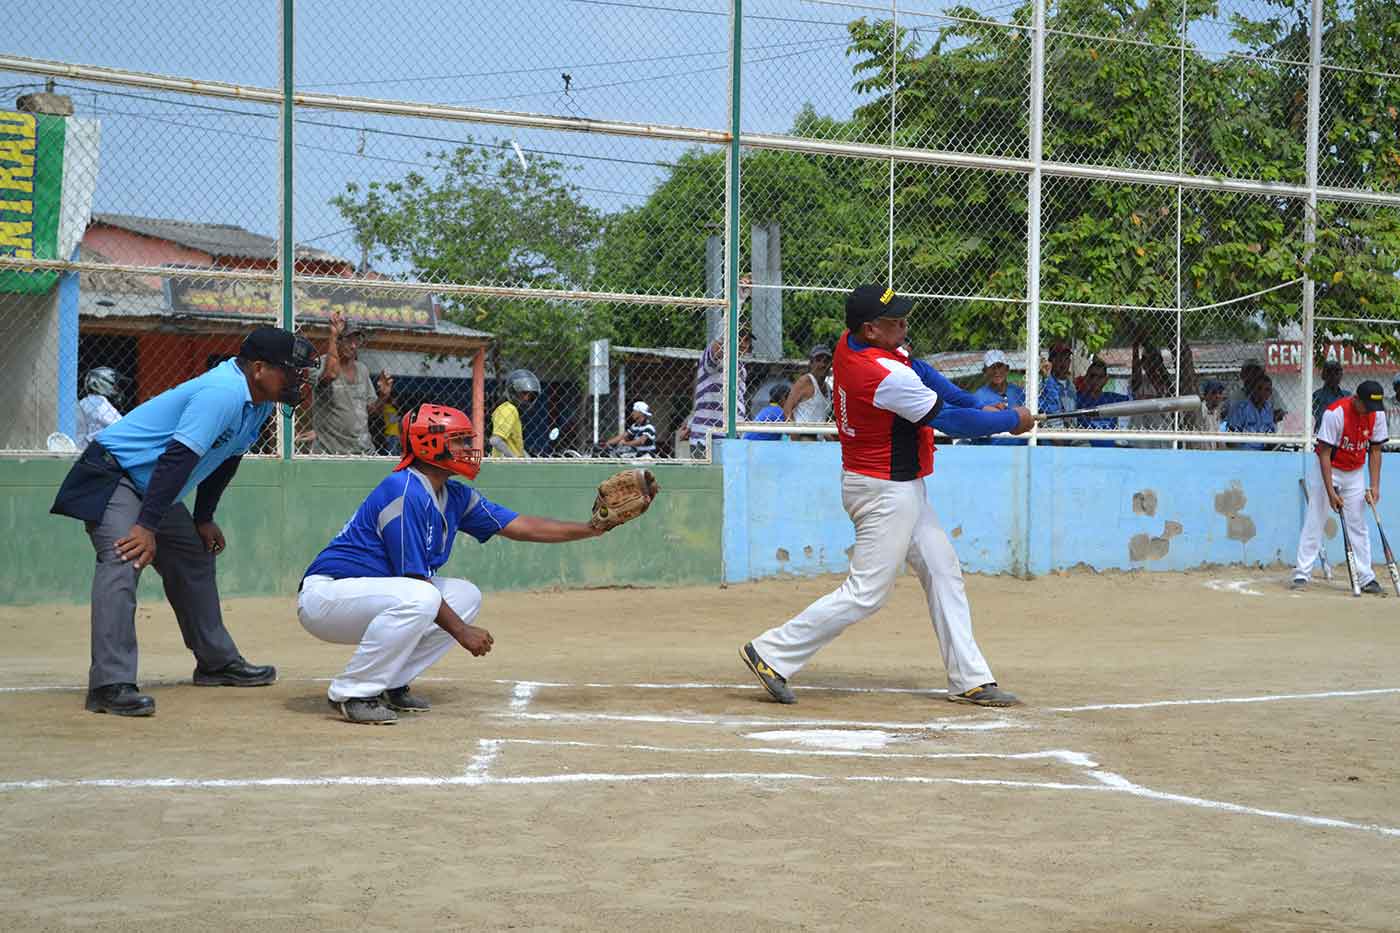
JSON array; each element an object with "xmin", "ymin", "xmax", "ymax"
[{"xmin": 1, "ymin": 458, "xmax": 722, "ymax": 605}]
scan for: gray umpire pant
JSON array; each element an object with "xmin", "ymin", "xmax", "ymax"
[{"xmin": 85, "ymin": 479, "xmax": 241, "ymax": 690}]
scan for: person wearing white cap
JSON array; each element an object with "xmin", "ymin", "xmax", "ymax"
[
  {"xmin": 971, "ymin": 350, "xmax": 1026, "ymax": 446},
  {"xmin": 603, "ymin": 400, "xmax": 657, "ymax": 458}
]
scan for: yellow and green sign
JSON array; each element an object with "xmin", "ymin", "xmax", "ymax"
[{"xmin": 0, "ymin": 110, "xmax": 64, "ymax": 294}]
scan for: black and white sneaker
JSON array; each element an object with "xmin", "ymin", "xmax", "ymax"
[
  {"xmin": 1289, "ymin": 577, "xmax": 1308, "ymax": 591},
  {"xmin": 329, "ymin": 696, "xmax": 398, "ymax": 724},
  {"xmin": 1360, "ymin": 580, "xmax": 1386, "ymax": 596}
]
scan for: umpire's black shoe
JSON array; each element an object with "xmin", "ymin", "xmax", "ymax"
[
  {"xmin": 192, "ymin": 657, "xmax": 277, "ymax": 687},
  {"xmin": 85, "ymin": 683, "xmax": 155, "ymax": 717},
  {"xmin": 741, "ymin": 643, "xmax": 796, "ymax": 704},
  {"xmin": 383, "ymin": 685, "xmax": 431, "ymax": 712},
  {"xmin": 1360, "ymin": 580, "xmax": 1386, "ymax": 596}
]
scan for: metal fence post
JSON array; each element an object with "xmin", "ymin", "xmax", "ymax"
[
  {"xmin": 1301, "ymin": 0, "xmax": 1323, "ymax": 460},
  {"xmin": 1025, "ymin": 0, "xmax": 1045, "ymax": 444},
  {"xmin": 725, "ymin": 0, "xmax": 743, "ymax": 441},
  {"xmin": 279, "ymin": 0, "xmax": 295, "ymax": 461}
]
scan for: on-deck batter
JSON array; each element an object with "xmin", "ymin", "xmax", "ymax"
[
  {"xmin": 741, "ymin": 284, "xmax": 1033, "ymax": 707},
  {"xmin": 1292, "ymin": 381, "xmax": 1389, "ymax": 593}
]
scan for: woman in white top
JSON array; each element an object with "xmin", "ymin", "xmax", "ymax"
[{"xmin": 782, "ymin": 344, "xmax": 833, "ymax": 426}]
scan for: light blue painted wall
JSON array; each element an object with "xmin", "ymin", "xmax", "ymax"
[{"xmin": 721, "ymin": 439, "xmax": 1400, "ymax": 582}]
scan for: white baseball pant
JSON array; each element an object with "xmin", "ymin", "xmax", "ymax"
[
  {"xmin": 298, "ymin": 575, "xmax": 482, "ymax": 702},
  {"xmin": 750, "ymin": 470, "xmax": 995, "ymax": 693},
  {"xmin": 1295, "ymin": 458, "xmax": 1374, "ymax": 586}
]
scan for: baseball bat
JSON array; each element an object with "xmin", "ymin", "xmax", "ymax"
[
  {"xmin": 1298, "ymin": 477, "xmax": 1334, "ymax": 581},
  {"xmin": 1335, "ymin": 485, "xmax": 1362, "ymax": 597},
  {"xmin": 1034, "ymin": 395, "xmax": 1201, "ymax": 423},
  {"xmin": 1365, "ymin": 496, "xmax": 1400, "ymax": 598}
]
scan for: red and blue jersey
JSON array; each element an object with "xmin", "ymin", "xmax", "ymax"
[
  {"xmin": 833, "ymin": 331, "xmax": 1020, "ymax": 481},
  {"xmin": 304, "ymin": 468, "xmax": 518, "ymax": 581}
]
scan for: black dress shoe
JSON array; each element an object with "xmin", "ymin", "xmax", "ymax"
[
  {"xmin": 85, "ymin": 683, "xmax": 155, "ymax": 716},
  {"xmin": 192, "ymin": 657, "xmax": 277, "ymax": 687}
]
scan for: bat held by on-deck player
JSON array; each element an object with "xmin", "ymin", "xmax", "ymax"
[
  {"xmin": 1034, "ymin": 395, "xmax": 1201, "ymax": 423},
  {"xmin": 1298, "ymin": 477, "xmax": 1335, "ymax": 581},
  {"xmin": 1336, "ymin": 484, "xmax": 1363, "ymax": 597},
  {"xmin": 1365, "ymin": 494, "xmax": 1400, "ymax": 598}
]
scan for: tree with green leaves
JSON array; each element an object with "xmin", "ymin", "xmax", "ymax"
[{"xmin": 330, "ymin": 141, "xmax": 605, "ymax": 371}]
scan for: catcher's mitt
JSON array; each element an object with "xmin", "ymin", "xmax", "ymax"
[{"xmin": 590, "ymin": 468, "xmax": 660, "ymax": 532}]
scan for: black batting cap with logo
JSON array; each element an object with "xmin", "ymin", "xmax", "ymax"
[
  {"xmin": 1355, "ymin": 380, "xmax": 1388, "ymax": 412},
  {"xmin": 846, "ymin": 283, "xmax": 914, "ymax": 331}
]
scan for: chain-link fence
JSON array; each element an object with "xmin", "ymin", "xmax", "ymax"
[{"xmin": 2, "ymin": 0, "xmax": 1397, "ymax": 459}]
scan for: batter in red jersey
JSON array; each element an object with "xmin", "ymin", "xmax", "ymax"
[
  {"xmin": 741, "ymin": 284, "xmax": 1033, "ymax": 706},
  {"xmin": 1292, "ymin": 381, "xmax": 1389, "ymax": 593}
]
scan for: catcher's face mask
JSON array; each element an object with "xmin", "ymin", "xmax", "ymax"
[{"xmin": 395, "ymin": 404, "xmax": 482, "ymax": 480}]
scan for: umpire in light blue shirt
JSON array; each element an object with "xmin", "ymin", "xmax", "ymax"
[{"xmin": 51, "ymin": 326, "xmax": 317, "ymax": 717}]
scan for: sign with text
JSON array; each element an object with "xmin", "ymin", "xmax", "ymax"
[
  {"xmin": 166, "ymin": 278, "xmax": 436, "ymax": 329},
  {"xmin": 1265, "ymin": 340, "xmax": 1396, "ymax": 374},
  {"xmin": 0, "ymin": 111, "xmax": 62, "ymax": 294}
]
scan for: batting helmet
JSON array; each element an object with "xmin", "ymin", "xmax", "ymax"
[
  {"xmin": 394, "ymin": 404, "xmax": 482, "ymax": 481},
  {"xmin": 503, "ymin": 368, "xmax": 541, "ymax": 408},
  {"xmin": 83, "ymin": 367, "xmax": 125, "ymax": 402}
]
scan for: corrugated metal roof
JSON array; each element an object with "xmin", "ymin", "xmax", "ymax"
[{"xmin": 91, "ymin": 212, "xmax": 346, "ymax": 263}]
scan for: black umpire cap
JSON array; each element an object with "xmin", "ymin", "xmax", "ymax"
[
  {"xmin": 846, "ymin": 283, "xmax": 913, "ymax": 332},
  {"xmin": 1355, "ymin": 380, "xmax": 1388, "ymax": 412},
  {"xmin": 240, "ymin": 326, "xmax": 316, "ymax": 369}
]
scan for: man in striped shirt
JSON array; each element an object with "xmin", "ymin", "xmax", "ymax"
[
  {"xmin": 684, "ymin": 326, "xmax": 751, "ymax": 459},
  {"xmin": 603, "ymin": 401, "xmax": 657, "ymax": 458}
]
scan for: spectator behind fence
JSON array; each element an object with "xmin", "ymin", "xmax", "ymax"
[
  {"xmin": 971, "ymin": 349, "xmax": 1026, "ymax": 446},
  {"xmin": 745, "ymin": 383, "xmax": 789, "ymax": 441},
  {"xmin": 1390, "ymin": 375, "xmax": 1400, "ymax": 444},
  {"xmin": 1312, "ymin": 359, "xmax": 1347, "ymax": 431},
  {"xmin": 77, "ymin": 367, "xmax": 128, "ymax": 450},
  {"xmin": 1227, "ymin": 373, "xmax": 1277, "ymax": 449},
  {"xmin": 603, "ymin": 400, "xmax": 657, "ymax": 457},
  {"xmin": 380, "ymin": 399, "xmax": 402, "ymax": 456},
  {"xmin": 1191, "ymin": 380, "xmax": 1227, "ymax": 449},
  {"xmin": 1038, "ymin": 340, "xmax": 1077, "ymax": 416},
  {"xmin": 1228, "ymin": 359, "xmax": 1264, "ymax": 409},
  {"xmin": 1076, "ymin": 358, "xmax": 1132, "ymax": 447},
  {"xmin": 312, "ymin": 311, "xmax": 393, "ymax": 455},
  {"xmin": 782, "ymin": 345, "xmax": 833, "ymax": 439},
  {"xmin": 489, "ymin": 369, "xmax": 539, "ymax": 458},
  {"xmin": 686, "ymin": 324, "xmax": 751, "ymax": 458}
]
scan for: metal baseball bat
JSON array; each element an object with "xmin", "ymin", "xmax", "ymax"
[
  {"xmin": 1298, "ymin": 478, "xmax": 1334, "ymax": 581},
  {"xmin": 1034, "ymin": 394, "xmax": 1201, "ymax": 423},
  {"xmin": 1336, "ymin": 485, "xmax": 1362, "ymax": 597},
  {"xmin": 1365, "ymin": 496, "xmax": 1400, "ymax": 598}
]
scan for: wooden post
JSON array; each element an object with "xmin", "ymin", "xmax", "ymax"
[{"xmin": 472, "ymin": 347, "xmax": 486, "ymax": 457}]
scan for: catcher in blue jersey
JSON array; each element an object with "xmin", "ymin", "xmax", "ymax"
[{"xmin": 298, "ymin": 403, "xmax": 658, "ymax": 724}]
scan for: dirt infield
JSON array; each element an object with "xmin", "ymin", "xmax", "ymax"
[{"xmin": 3, "ymin": 568, "xmax": 1399, "ymax": 932}]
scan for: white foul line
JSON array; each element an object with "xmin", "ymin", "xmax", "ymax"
[
  {"xmin": 1051, "ymin": 687, "xmax": 1400, "ymax": 712},
  {"xmin": 489, "ymin": 737, "xmax": 1096, "ymax": 767},
  {"xmin": 2, "ymin": 766, "xmax": 1396, "ymax": 838},
  {"xmin": 499, "ymin": 710, "xmax": 1018, "ymax": 731},
  {"xmin": 463, "ymin": 739, "xmax": 503, "ymax": 783},
  {"xmin": 509, "ymin": 682, "xmax": 541, "ymax": 712}
]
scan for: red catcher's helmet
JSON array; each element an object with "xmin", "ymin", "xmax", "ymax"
[{"xmin": 394, "ymin": 404, "xmax": 482, "ymax": 480}]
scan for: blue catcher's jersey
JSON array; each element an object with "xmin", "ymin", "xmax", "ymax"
[{"xmin": 304, "ymin": 468, "xmax": 518, "ymax": 580}]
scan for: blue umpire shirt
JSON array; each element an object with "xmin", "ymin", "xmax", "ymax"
[
  {"xmin": 971, "ymin": 382, "xmax": 1027, "ymax": 445},
  {"xmin": 95, "ymin": 358, "xmax": 274, "ymax": 502},
  {"xmin": 304, "ymin": 468, "xmax": 519, "ymax": 580}
]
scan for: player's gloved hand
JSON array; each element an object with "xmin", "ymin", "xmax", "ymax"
[
  {"xmin": 590, "ymin": 469, "xmax": 660, "ymax": 532},
  {"xmin": 457, "ymin": 625, "xmax": 494, "ymax": 657},
  {"xmin": 195, "ymin": 521, "xmax": 226, "ymax": 555},
  {"xmin": 1009, "ymin": 406, "xmax": 1034, "ymax": 435},
  {"xmin": 116, "ymin": 524, "xmax": 157, "ymax": 570}
]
